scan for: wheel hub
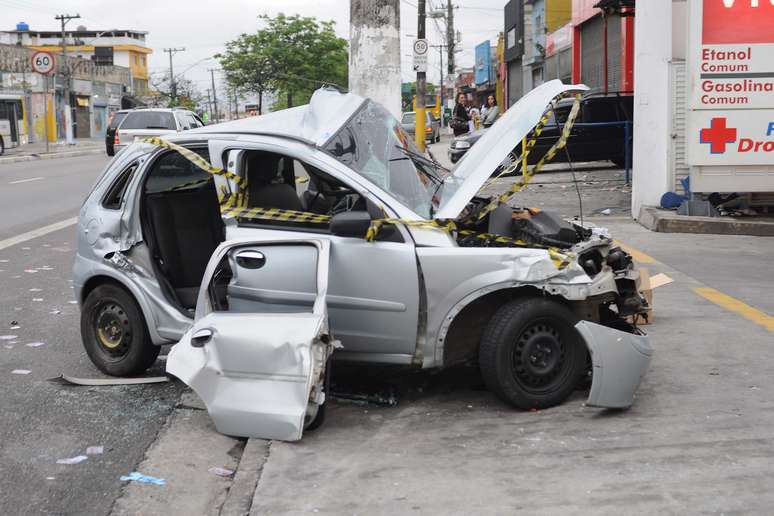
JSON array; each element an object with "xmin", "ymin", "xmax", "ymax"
[
  {"xmin": 512, "ymin": 323, "xmax": 565, "ymax": 389},
  {"xmin": 95, "ymin": 303, "xmax": 131, "ymax": 356}
]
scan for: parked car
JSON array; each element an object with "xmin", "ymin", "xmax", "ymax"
[
  {"xmin": 449, "ymin": 93, "xmax": 634, "ymax": 166},
  {"xmin": 112, "ymin": 107, "xmax": 204, "ymax": 155},
  {"xmin": 401, "ymin": 111, "xmax": 441, "ymax": 143},
  {"xmin": 105, "ymin": 109, "xmax": 129, "ymax": 156},
  {"xmin": 74, "ymin": 81, "xmax": 651, "ymax": 441}
]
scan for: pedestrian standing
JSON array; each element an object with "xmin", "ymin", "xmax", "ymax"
[
  {"xmin": 482, "ymin": 95, "xmax": 500, "ymax": 128},
  {"xmin": 451, "ymin": 92, "xmax": 470, "ymax": 137}
]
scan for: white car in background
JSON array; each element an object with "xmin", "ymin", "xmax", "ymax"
[{"xmin": 113, "ymin": 108, "xmax": 204, "ymax": 154}]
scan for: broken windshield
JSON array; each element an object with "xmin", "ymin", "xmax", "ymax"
[{"xmin": 324, "ymin": 101, "xmax": 448, "ymax": 218}]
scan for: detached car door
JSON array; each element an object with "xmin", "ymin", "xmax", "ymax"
[{"xmin": 166, "ymin": 238, "xmax": 337, "ymax": 442}]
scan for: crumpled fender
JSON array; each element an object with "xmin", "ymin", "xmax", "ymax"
[{"xmin": 575, "ymin": 320, "xmax": 653, "ymax": 409}]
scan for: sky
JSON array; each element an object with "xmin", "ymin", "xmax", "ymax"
[{"xmin": 0, "ymin": 0, "xmax": 504, "ymax": 100}]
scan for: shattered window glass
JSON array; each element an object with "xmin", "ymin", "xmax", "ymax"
[{"xmin": 324, "ymin": 101, "xmax": 445, "ymax": 218}]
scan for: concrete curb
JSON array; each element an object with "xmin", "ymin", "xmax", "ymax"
[
  {"xmin": 638, "ymin": 205, "xmax": 774, "ymax": 236},
  {"xmin": 219, "ymin": 439, "xmax": 270, "ymax": 516},
  {"xmin": 0, "ymin": 147, "xmax": 104, "ymax": 164}
]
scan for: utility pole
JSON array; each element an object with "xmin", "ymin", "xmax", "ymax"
[
  {"xmin": 208, "ymin": 68, "xmax": 219, "ymax": 123},
  {"xmin": 205, "ymin": 88, "xmax": 212, "ymax": 122},
  {"xmin": 233, "ymin": 88, "xmax": 238, "ymax": 119},
  {"xmin": 163, "ymin": 47, "xmax": 185, "ymax": 105},
  {"xmin": 447, "ymin": 0, "xmax": 455, "ymax": 76},
  {"xmin": 432, "ymin": 44, "xmax": 446, "ymax": 125},
  {"xmin": 415, "ymin": 0, "xmax": 427, "ymax": 151},
  {"xmin": 55, "ymin": 13, "xmax": 80, "ymax": 145},
  {"xmin": 349, "ymin": 0, "xmax": 401, "ymax": 119}
]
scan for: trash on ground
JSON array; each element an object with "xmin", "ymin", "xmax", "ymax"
[
  {"xmin": 28, "ymin": 288, "xmax": 41, "ymax": 292},
  {"xmin": 626, "ymin": 270, "xmax": 674, "ymax": 326},
  {"xmin": 86, "ymin": 446, "xmax": 104, "ymax": 455},
  {"xmin": 11, "ymin": 369, "xmax": 30, "ymax": 375},
  {"xmin": 32, "ymin": 298, "xmax": 43, "ymax": 302},
  {"xmin": 56, "ymin": 455, "xmax": 88, "ymax": 465},
  {"xmin": 208, "ymin": 466, "xmax": 234, "ymax": 477},
  {"xmin": 50, "ymin": 310, "xmax": 61, "ymax": 315},
  {"xmin": 24, "ymin": 269, "xmax": 38, "ymax": 274},
  {"xmin": 0, "ymin": 335, "xmax": 18, "ymax": 340},
  {"xmin": 600, "ymin": 208, "xmax": 612, "ymax": 215},
  {"xmin": 47, "ymin": 374, "xmax": 169, "ymax": 386},
  {"xmin": 25, "ymin": 342, "xmax": 45, "ymax": 348},
  {"xmin": 120, "ymin": 472, "xmax": 166, "ymax": 485}
]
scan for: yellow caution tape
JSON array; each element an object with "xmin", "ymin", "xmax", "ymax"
[
  {"xmin": 141, "ymin": 111, "xmax": 576, "ymax": 269},
  {"xmin": 476, "ymin": 94, "xmax": 582, "ymax": 221}
]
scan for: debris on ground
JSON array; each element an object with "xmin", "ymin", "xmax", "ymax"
[
  {"xmin": 48, "ymin": 375, "xmax": 169, "ymax": 386},
  {"xmin": 25, "ymin": 342, "xmax": 45, "ymax": 348},
  {"xmin": 600, "ymin": 208, "xmax": 612, "ymax": 215},
  {"xmin": 120, "ymin": 472, "xmax": 166, "ymax": 485},
  {"xmin": 330, "ymin": 389, "xmax": 399, "ymax": 407},
  {"xmin": 56, "ymin": 455, "xmax": 88, "ymax": 465},
  {"xmin": 86, "ymin": 446, "xmax": 104, "ymax": 455},
  {"xmin": 208, "ymin": 466, "xmax": 234, "ymax": 477},
  {"xmin": 0, "ymin": 335, "xmax": 18, "ymax": 340},
  {"xmin": 11, "ymin": 369, "xmax": 30, "ymax": 375}
]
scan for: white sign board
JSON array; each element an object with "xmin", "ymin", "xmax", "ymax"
[
  {"xmin": 687, "ymin": 0, "xmax": 774, "ymax": 168},
  {"xmin": 413, "ymin": 38, "xmax": 428, "ymax": 73}
]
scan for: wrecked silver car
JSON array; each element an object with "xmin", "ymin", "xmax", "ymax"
[{"xmin": 74, "ymin": 80, "xmax": 652, "ymax": 440}]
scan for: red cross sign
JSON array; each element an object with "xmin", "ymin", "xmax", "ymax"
[{"xmin": 700, "ymin": 117, "xmax": 737, "ymax": 154}]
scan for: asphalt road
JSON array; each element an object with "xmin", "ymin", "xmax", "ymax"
[
  {"xmin": 0, "ymin": 156, "xmax": 182, "ymax": 515},
  {"xmin": 0, "ymin": 154, "xmax": 109, "ymax": 240}
]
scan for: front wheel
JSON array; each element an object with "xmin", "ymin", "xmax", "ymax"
[
  {"xmin": 479, "ymin": 298, "xmax": 586, "ymax": 410},
  {"xmin": 81, "ymin": 284, "xmax": 160, "ymax": 376}
]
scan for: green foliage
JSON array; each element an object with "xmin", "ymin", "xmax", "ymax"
[{"xmin": 217, "ymin": 13, "xmax": 348, "ymax": 112}]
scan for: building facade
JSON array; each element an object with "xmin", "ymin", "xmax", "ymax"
[
  {"xmin": 571, "ymin": 0, "xmax": 634, "ymax": 93},
  {"xmin": 0, "ymin": 25, "xmax": 151, "ymax": 96},
  {"xmin": 0, "ymin": 43, "xmax": 131, "ymax": 144}
]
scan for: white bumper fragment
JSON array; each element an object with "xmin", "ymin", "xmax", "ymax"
[{"xmin": 576, "ymin": 320, "xmax": 653, "ymax": 409}]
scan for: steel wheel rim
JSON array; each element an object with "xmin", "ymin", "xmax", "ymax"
[
  {"xmin": 94, "ymin": 301, "xmax": 132, "ymax": 358},
  {"xmin": 511, "ymin": 321, "xmax": 568, "ymax": 394}
]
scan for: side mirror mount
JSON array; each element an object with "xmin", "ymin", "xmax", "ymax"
[{"xmin": 329, "ymin": 211, "xmax": 372, "ymax": 239}]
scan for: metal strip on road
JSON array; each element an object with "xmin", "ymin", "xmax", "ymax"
[
  {"xmin": 8, "ymin": 177, "xmax": 44, "ymax": 185},
  {"xmin": 694, "ymin": 287, "xmax": 774, "ymax": 333},
  {"xmin": 0, "ymin": 216, "xmax": 77, "ymax": 251}
]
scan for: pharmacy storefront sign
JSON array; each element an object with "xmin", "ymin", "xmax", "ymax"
[{"xmin": 688, "ymin": 0, "xmax": 774, "ymax": 182}]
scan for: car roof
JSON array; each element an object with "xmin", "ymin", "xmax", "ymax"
[{"xmin": 183, "ymin": 86, "xmax": 367, "ymax": 146}]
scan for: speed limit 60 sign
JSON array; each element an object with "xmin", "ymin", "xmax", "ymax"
[{"xmin": 31, "ymin": 51, "xmax": 56, "ymax": 75}]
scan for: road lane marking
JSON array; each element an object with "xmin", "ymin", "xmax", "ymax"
[
  {"xmin": 694, "ymin": 287, "xmax": 774, "ymax": 333},
  {"xmin": 8, "ymin": 177, "xmax": 43, "ymax": 185},
  {"xmin": 0, "ymin": 217, "xmax": 78, "ymax": 251},
  {"xmin": 614, "ymin": 240, "xmax": 656, "ymax": 264}
]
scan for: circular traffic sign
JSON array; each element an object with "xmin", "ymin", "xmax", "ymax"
[
  {"xmin": 413, "ymin": 39, "xmax": 428, "ymax": 55},
  {"xmin": 31, "ymin": 51, "xmax": 56, "ymax": 75}
]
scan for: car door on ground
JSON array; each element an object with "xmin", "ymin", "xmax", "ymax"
[{"xmin": 217, "ymin": 145, "xmax": 422, "ymax": 362}]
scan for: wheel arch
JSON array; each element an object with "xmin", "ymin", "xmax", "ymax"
[{"xmin": 438, "ymin": 285, "xmax": 572, "ymax": 367}]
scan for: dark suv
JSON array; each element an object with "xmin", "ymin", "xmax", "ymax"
[{"xmin": 449, "ymin": 93, "xmax": 633, "ymax": 167}]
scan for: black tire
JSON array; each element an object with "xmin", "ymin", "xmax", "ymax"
[
  {"xmin": 479, "ymin": 297, "xmax": 586, "ymax": 410},
  {"xmin": 81, "ymin": 283, "xmax": 160, "ymax": 376}
]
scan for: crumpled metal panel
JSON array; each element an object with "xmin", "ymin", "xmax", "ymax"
[
  {"xmin": 167, "ymin": 238, "xmax": 335, "ymax": 441},
  {"xmin": 576, "ymin": 320, "xmax": 653, "ymax": 409}
]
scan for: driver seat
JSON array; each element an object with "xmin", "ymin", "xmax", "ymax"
[{"xmin": 246, "ymin": 153, "xmax": 304, "ymax": 211}]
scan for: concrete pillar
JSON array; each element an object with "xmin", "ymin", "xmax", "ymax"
[
  {"xmin": 349, "ymin": 0, "xmax": 402, "ymax": 119},
  {"xmin": 631, "ymin": 0, "xmax": 672, "ymax": 218}
]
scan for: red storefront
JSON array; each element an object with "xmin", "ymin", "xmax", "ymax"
[{"xmin": 571, "ymin": 0, "xmax": 635, "ymax": 93}]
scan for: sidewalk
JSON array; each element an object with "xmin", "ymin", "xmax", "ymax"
[{"xmin": 0, "ymin": 138, "xmax": 104, "ymax": 164}]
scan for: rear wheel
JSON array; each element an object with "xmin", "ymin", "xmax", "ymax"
[
  {"xmin": 479, "ymin": 298, "xmax": 586, "ymax": 410},
  {"xmin": 81, "ymin": 284, "xmax": 159, "ymax": 376}
]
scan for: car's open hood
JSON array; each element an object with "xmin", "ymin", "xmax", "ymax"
[{"xmin": 434, "ymin": 80, "xmax": 589, "ymax": 220}]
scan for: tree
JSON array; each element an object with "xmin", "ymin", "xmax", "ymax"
[
  {"xmin": 217, "ymin": 14, "xmax": 348, "ymax": 112},
  {"xmin": 149, "ymin": 73, "xmax": 202, "ymax": 111}
]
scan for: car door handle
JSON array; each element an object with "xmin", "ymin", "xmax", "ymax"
[
  {"xmin": 235, "ymin": 250, "xmax": 266, "ymax": 269},
  {"xmin": 191, "ymin": 328, "xmax": 213, "ymax": 348}
]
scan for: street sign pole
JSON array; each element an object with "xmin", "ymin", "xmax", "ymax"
[
  {"xmin": 31, "ymin": 51, "xmax": 55, "ymax": 153},
  {"xmin": 414, "ymin": 4, "xmax": 428, "ymax": 151}
]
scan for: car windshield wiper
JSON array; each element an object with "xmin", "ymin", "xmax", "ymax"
[{"xmin": 390, "ymin": 146, "xmax": 447, "ymax": 183}]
